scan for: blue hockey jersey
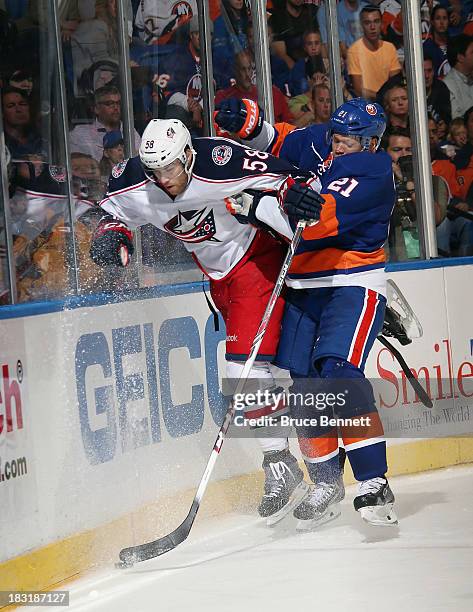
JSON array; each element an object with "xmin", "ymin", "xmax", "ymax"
[
  {"xmin": 288, "ymin": 150, "xmax": 395, "ymax": 286},
  {"xmin": 254, "ymin": 122, "xmax": 396, "ymax": 295}
]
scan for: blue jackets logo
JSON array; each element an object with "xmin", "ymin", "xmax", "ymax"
[{"xmin": 164, "ymin": 208, "xmax": 219, "ymax": 243}]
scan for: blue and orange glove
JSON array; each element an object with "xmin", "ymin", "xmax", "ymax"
[{"xmin": 214, "ymin": 98, "xmax": 264, "ymax": 139}]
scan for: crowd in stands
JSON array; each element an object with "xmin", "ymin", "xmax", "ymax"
[{"xmin": 2, "ymin": 0, "xmax": 473, "ymax": 302}]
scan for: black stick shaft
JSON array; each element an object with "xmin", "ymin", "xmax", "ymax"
[{"xmin": 377, "ymin": 335, "xmax": 433, "ymax": 408}]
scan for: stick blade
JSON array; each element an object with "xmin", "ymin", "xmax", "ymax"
[
  {"xmin": 386, "ymin": 279, "xmax": 423, "ymax": 339},
  {"xmin": 118, "ymin": 522, "xmax": 190, "ymax": 565}
]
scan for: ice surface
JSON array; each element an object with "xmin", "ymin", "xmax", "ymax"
[{"xmin": 31, "ymin": 466, "xmax": 473, "ymax": 612}]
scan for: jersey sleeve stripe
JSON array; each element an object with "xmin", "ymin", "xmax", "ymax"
[
  {"xmin": 192, "ymin": 173, "xmax": 284, "ymax": 184},
  {"xmin": 100, "ymin": 179, "xmax": 151, "ymax": 204},
  {"xmin": 19, "ymin": 188, "xmax": 68, "ymax": 200}
]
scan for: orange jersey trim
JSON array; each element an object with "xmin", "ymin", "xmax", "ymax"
[
  {"xmin": 301, "ymin": 194, "xmax": 339, "ymax": 240},
  {"xmin": 291, "ymin": 247, "xmax": 386, "ymax": 276}
]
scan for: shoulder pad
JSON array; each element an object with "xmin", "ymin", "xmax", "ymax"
[
  {"xmin": 193, "ymin": 137, "xmax": 248, "ymax": 177},
  {"xmin": 25, "ymin": 165, "xmax": 67, "ymax": 196},
  {"xmin": 107, "ymin": 156, "xmax": 147, "ymax": 194}
]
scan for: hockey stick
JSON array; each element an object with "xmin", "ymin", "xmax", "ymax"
[
  {"xmin": 376, "ymin": 335, "xmax": 433, "ymax": 408},
  {"xmin": 117, "ymin": 221, "xmax": 307, "ymax": 567}
]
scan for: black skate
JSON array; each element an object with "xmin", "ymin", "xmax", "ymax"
[
  {"xmin": 293, "ymin": 477, "xmax": 345, "ymax": 531},
  {"xmin": 258, "ymin": 449, "xmax": 309, "ymax": 526},
  {"xmin": 353, "ymin": 477, "xmax": 398, "ymax": 526}
]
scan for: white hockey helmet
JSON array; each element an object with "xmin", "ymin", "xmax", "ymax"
[{"xmin": 139, "ymin": 118, "xmax": 196, "ymax": 181}]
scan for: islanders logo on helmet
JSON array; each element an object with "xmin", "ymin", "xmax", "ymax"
[
  {"xmin": 167, "ymin": 126, "xmax": 176, "ymax": 139},
  {"xmin": 366, "ymin": 104, "xmax": 378, "ymax": 116}
]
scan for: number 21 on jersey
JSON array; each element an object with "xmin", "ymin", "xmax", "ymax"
[{"xmin": 327, "ymin": 177, "xmax": 359, "ymax": 197}]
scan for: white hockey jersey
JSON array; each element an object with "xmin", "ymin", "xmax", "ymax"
[
  {"xmin": 100, "ymin": 138, "xmax": 303, "ymax": 279},
  {"xmin": 10, "ymin": 166, "xmax": 93, "ymax": 240},
  {"xmin": 134, "ymin": 0, "xmax": 197, "ymax": 45}
]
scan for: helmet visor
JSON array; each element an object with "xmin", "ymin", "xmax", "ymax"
[{"xmin": 151, "ymin": 158, "xmax": 185, "ymax": 181}]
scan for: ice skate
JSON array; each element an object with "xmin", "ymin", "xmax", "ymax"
[
  {"xmin": 294, "ymin": 477, "xmax": 345, "ymax": 531},
  {"xmin": 258, "ymin": 449, "xmax": 309, "ymax": 526},
  {"xmin": 354, "ymin": 477, "xmax": 398, "ymax": 526}
]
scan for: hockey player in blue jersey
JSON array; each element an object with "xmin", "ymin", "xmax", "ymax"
[
  {"xmin": 89, "ymin": 118, "xmax": 324, "ymax": 523},
  {"xmin": 224, "ymin": 99, "xmax": 398, "ymax": 528}
]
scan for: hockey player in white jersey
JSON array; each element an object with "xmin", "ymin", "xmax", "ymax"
[{"xmin": 90, "ymin": 118, "xmax": 324, "ymax": 522}]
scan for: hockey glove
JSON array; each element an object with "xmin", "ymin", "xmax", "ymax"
[
  {"xmin": 224, "ymin": 189, "xmax": 269, "ymax": 226},
  {"xmin": 90, "ymin": 214, "xmax": 134, "ymax": 267},
  {"xmin": 225, "ymin": 189, "xmax": 284, "ymax": 242},
  {"xmin": 278, "ymin": 178, "xmax": 324, "ymax": 223},
  {"xmin": 215, "ymin": 98, "xmax": 264, "ymax": 140}
]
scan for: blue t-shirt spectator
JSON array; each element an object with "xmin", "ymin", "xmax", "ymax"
[{"xmin": 318, "ymin": 0, "xmax": 371, "ymax": 51}]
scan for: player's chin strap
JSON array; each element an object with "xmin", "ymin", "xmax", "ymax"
[{"xmin": 184, "ymin": 146, "xmax": 197, "ymax": 182}]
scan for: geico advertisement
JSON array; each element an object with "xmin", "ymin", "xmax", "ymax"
[
  {"xmin": 0, "ymin": 319, "xmax": 37, "ymax": 520},
  {"xmin": 74, "ymin": 311, "xmax": 231, "ymax": 465},
  {"xmin": 74, "ymin": 301, "xmax": 472, "ymax": 469}
]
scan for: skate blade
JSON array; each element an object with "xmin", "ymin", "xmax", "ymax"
[
  {"xmin": 359, "ymin": 503, "xmax": 398, "ymax": 526},
  {"xmin": 296, "ymin": 503, "xmax": 341, "ymax": 532},
  {"xmin": 266, "ymin": 481, "xmax": 310, "ymax": 527}
]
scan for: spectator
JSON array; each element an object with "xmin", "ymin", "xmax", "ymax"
[
  {"xmin": 269, "ymin": 0, "xmax": 319, "ymax": 70},
  {"xmin": 383, "ymin": 127, "xmax": 451, "ymax": 260},
  {"xmin": 311, "ymin": 82, "xmax": 332, "ymax": 124},
  {"xmin": 289, "ymin": 29, "xmax": 328, "ymax": 97},
  {"xmin": 347, "ymin": 5, "xmax": 401, "ymax": 100},
  {"xmin": 158, "ymin": 15, "xmax": 212, "ymax": 132},
  {"xmin": 383, "ymin": 84, "xmax": 409, "ymax": 129},
  {"xmin": 453, "ymin": 105, "xmax": 473, "ymax": 169},
  {"xmin": 436, "ymin": 113, "xmax": 449, "ymax": 141},
  {"xmin": 264, "ymin": 22, "xmax": 292, "ymax": 97},
  {"xmin": 375, "ymin": 0, "xmax": 441, "ymax": 43},
  {"xmin": 447, "ymin": 117, "xmax": 468, "ymax": 153},
  {"xmin": 215, "ymin": 50, "xmax": 294, "ymax": 123},
  {"xmin": 289, "ymin": 82, "xmax": 331, "ymax": 128},
  {"xmin": 69, "ymin": 85, "xmax": 140, "ymax": 162},
  {"xmin": 99, "ymin": 130, "xmax": 124, "ymax": 183},
  {"xmin": 134, "ymin": 0, "xmax": 197, "ymax": 45},
  {"xmin": 452, "ymin": 107, "xmax": 473, "ymax": 205},
  {"xmin": 318, "ymin": 0, "xmax": 370, "ymax": 59},
  {"xmin": 443, "ymin": 34, "xmax": 473, "ymax": 119},
  {"xmin": 71, "ymin": 151, "xmax": 106, "ymax": 203},
  {"xmin": 213, "ymin": 0, "xmax": 250, "ymax": 72},
  {"xmin": 383, "ymin": 128, "xmax": 417, "ymax": 260},
  {"xmin": 424, "ymin": 53, "xmax": 452, "ymax": 125},
  {"xmin": 428, "ymin": 115, "xmax": 473, "ymax": 256},
  {"xmin": 423, "ymin": 5, "xmax": 451, "ymax": 78},
  {"xmin": 2, "ymin": 87, "xmax": 44, "ymax": 159}
]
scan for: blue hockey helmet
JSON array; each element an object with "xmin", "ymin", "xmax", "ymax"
[{"xmin": 327, "ymin": 98, "xmax": 386, "ymax": 150}]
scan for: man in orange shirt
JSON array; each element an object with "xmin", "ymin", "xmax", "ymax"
[{"xmin": 347, "ymin": 5, "xmax": 401, "ymax": 100}]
